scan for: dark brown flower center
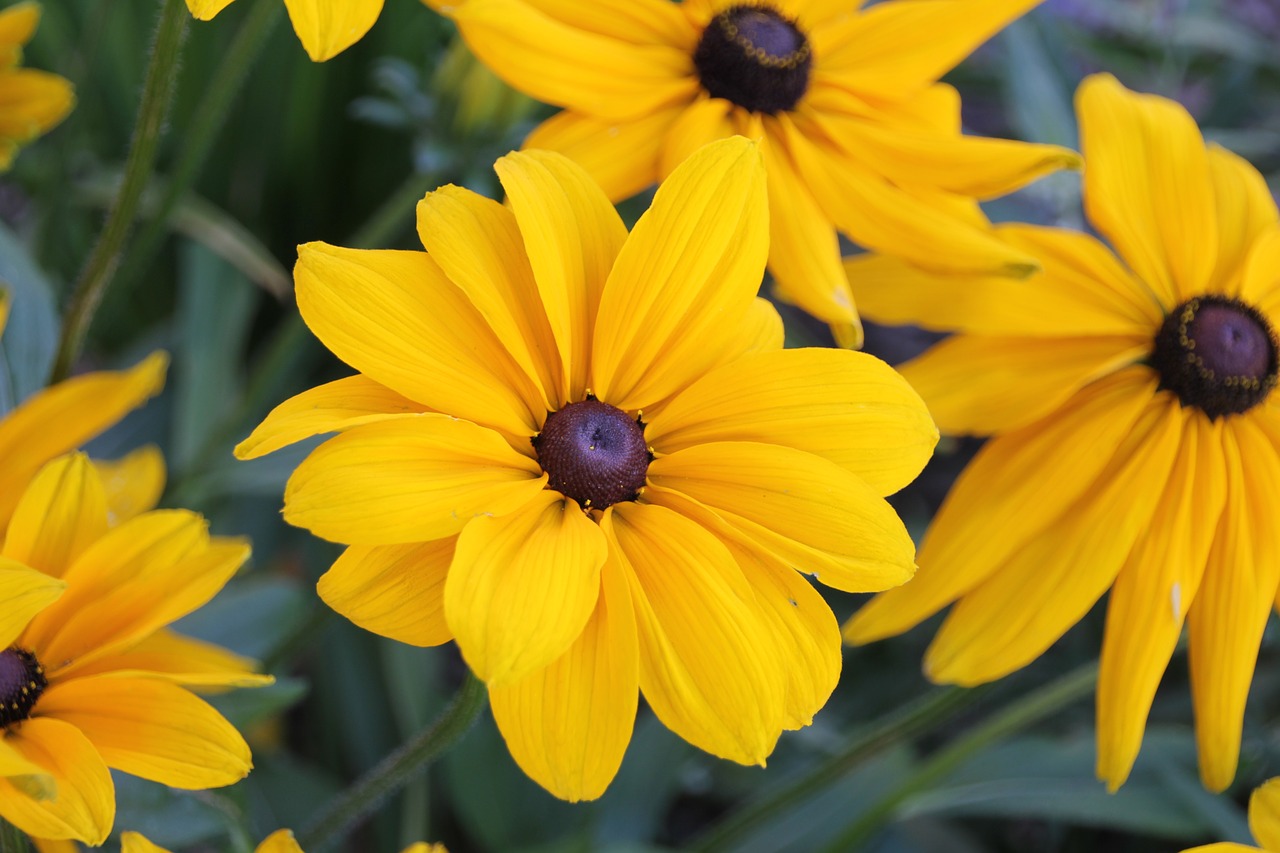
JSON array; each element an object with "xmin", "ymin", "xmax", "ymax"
[
  {"xmin": 532, "ymin": 399, "xmax": 650, "ymax": 509},
  {"xmin": 693, "ymin": 4, "xmax": 812, "ymax": 114},
  {"xmin": 0, "ymin": 648, "xmax": 45, "ymax": 727},
  {"xmin": 1153, "ymin": 295, "xmax": 1279, "ymax": 418}
]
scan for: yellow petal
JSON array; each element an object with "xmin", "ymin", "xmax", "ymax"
[
  {"xmin": 36, "ymin": 676, "xmax": 251, "ymax": 789},
  {"xmin": 0, "ymin": 69, "xmax": 74, "ymax": 145},
  {"xmin": 93, "ymin": 446, "xmax": 166, "ymax": 524},
  {"xmin": 1249, "ymin": 778, "xmax": 1280, "ymax": 851},
  {"xmin": 1241, "ymin": 226, "xmax": 1280, "ymax": 324},
  {"xmin": 283, "ymin": 417, "xmax": 544, "ymax": 546},
  {"xmin": 0, "ymin": 352, "xmax": 165, "ymax": 530},
  {"xmin": 236, "ymin": 374, "xmax": 428, "ymax": 460},
  {"xmin": 0, "ymin": 737, "xmax": 48, "ymax": 782},
  {"xmin": 718, "ymin": 297, "xmax": 784, "ymax": 361},
  {"xmin": 592, "ymin": 136, "xmax": 768, "ymax": 410},
  {"xmin": 924, "ymin": 395, "xmax": 1184, "ymax": 685},
  {"xmin": 294, "ymin": 243, "xmax": 542, "ymax": 437},
  {"xmin": 318, "ymin": 540, "xmax": 455, "ymax": 647},
  {"xmin": 523, "ymin": 0, "xmax": 696, "ymax": 47},
  {"xmin": 647, "ymin": 441, "xmax": 915, "ymax": 592},
  {"xmin": 1077, "ymin": 73, "xmax": 1216, "ymax": 307},
  {"xmin": 0, "ymin": 2, "xmax": 39, "ymax": 62},
  {"xmin": 255, "ymin": 830, "xmax": 304, "ymax": 853},
  {"xmin": 64, "ymin": 628, "xmax": 272, "ymax": 690},
  {"xmin": 1176, "ymin": 845, "xmax": 1262, "ymax": 853},
  {"xmin": 4, "ymin": 454, "xmax": 107, "ymax": 579},
  {"xmin": 0, "ymin": 718, "xmax": 114, "ymax": 845},
  {"xmin": 185, "ymin": 0, "xmax": 238, "ymax": 21},
  {"xmin": 901, "ymin": 334, "xmax": 1148, "ymax": 435},
  {"xmin": 524, "ymin": 108, "xmax": 679, "ymax": 202},
  {"xmin": 489, "ymin": 555, "xmax": 637, "ymax": 801},
  {"xmin": 1096, "ymin": 412, "xmax": 1223, "ymax": 790},
  {"xmin": 1208, "ymin": 145, "xmax": 1278, "ymax": 293},
  {"xmin": 32, "ymin": 837, "xmax": 81, "ymax": 853},
  {"xmin": 453, "ymin": 0, "xmax": 697, "ymax": 121},
  {"xmin": 494, "ymin": 149, "xmax": 628, "ymax": 404},
  {"xmin": 282, "ymin": 0, "xmax": 383, "ymax": 62},
  {"xmin": 657, "ymin": 96, "xmax": 736, "ymax": 179},
  {"xmin": 121, "ymin": 833, "xmax": 170, "ymax": 853},
  {"xmin": 0, "ymin": 561, "xmax": 63, "ymax": 652},
  {"xmin": 648, "ymin": 348, "xmax": 936, "ymax": 497},
  {"xmin": 1188, "ymin": 417, "xmax": 1280, "ymax": 792},
  {"xmin": 415, "ymin": 184, "xmax": 559, "ymax": 406},
  {"xmin": 604, "ymin": 502, "xmax": 785, "ymax": 765},
  {"xmin": 446, "ymin": 492, "xmax": 606, "ymax": 684},
  {"xmin": 845, "ymin": 368, "xmax": 1158, "ymax": 644}
]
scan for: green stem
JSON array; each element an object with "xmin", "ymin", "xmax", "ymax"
[
  {"xmin": 296, "ymin": 671, "xmax": 488, "ymax": 852},
  {"xmin": 820, "ymin": 660, "xmax": 1100, "ymax": 853},
  {"xmin": 49, "ymin": 0, "xmax": 189, "ymax": 383},
  {"xmin": 693, "ymin": 684, "xmax": 991, "ymax": 852},
  {"xmin": 0, "ymin": 820, "xmax": 30, "ymax": 853}
]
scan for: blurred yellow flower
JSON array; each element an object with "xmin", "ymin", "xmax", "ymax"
[
  {"xmin": 1182, "ymin": 777, "xmax": 1280, "ymax": 852},
  {"xmin": 439, "ymin": 0, "xmax": 1078, "ymax": 346},
  {"xmin": 845, "ymin": 74, "xmax": 1280, "ymax": 793},
  {"xmin": 0, "ymin": 1, "xmax": 74, "ymax": 169},
  {"xmin": 238, "ymin": 137, "xmax": 936, "ymax": 800},
  {"xmin": 121, "ymin": 828, "xmax": 448, "ymax": 853},
  {"xmin": 0, "ymin": 454, "xmax": 269, "ymax": 844},
  {"xmin": 185, "ymin": 0, "xmax": 385, "ymax": 62}
]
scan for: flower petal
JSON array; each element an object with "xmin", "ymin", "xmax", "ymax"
[
  {"xmin": 63, "ymin": 629, "xmax": 272, "ymax": 690},
  {"xmin": 0, "ymin": 561, "xmax": 63, "ymax": 650},
  {"xmin": 121, "ymin": 834, "xmax": 170, "ymax": 853},
  {"xmin": 524, "ymin": 108, "xmax": 680, "ymax": 202},
  {"xmin": 93, "ymin": 446, "xmax": 166, "ymax": 524},
  {"xmin": 282, "ymin": 0, "xmax": 383, "ymax": 62},
  {"xmin": 318, "ymin": 540, "xmax": 455, "ymax": 648},
  {"xmin": 604, "ymin": 502, "xmax": 785, "ymax": 765},
  {"xmin": 235, "ymin": 375, "xmax": 428, "ymax": 461},
  {"xmin": 0, "ymin": 69, "xmax": 74, "ymax": 145},
  {"xmin": 647, "ymin": 348, "xmax": 936, "ymax": 496},
  {"xmin": 36, "ymin": 676, "xmax": 251, "ymax": 789},
  {"xmin": 1240, "ymin": 226, "xmax": 1280, "ymax": 325},
  {"xmin": 523, "ymin": 0, "xmax": 696, "ymax": 47},
  {"xmin": 1249, "ymin": 778, "xmax": 1280, "ymax": 852},
  {"xmin": 1208, "ymin": 145, "xmax": 1278, "ymax": 294},
  {"xmin": 185, "ymin": 0, "xmax": 237, "ymax": 20},
  {"xmin": 0, "ymin": 718, "xmax": 113, "ymax": 845},
  {"xmin": 4, "ymin": 454, "xmax": 107, "ymax": 579},
  {"xmin": 489, "ymin": 554, "xmax": 637, "ymax": 801},
  {"xmin": 256, "ymin": 830, "xmax": 305, "ymax": 853},
  {"xmin": 592, "ymin": 136, "xmax": 768, "ymax": 410},
  {"xmin": 283, "ymin": 417, "xmax": 545, "ymax": 546},
  {"xmin": 0, "ymin": 2, "xmax": 39, "ymax": 63},
  {"xmin": 657, "ymin": 96, "xmax": 736, "ymax": 179},
  {"xmin": 446, "ymin": 492, "xmax": 606, "ymax": 684},
  {"xmin": 495, "ymin": 149, "xmax": 628, "ymax": 404}
]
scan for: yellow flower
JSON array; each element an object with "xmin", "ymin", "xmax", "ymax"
[
  {"xmin": 1182, "ymin": 778, "xmax": 1280, "ymax": 852},
  {"xmin": 120, "ymin": 829, "xmax": 448, "ymax": 853},
  {"xmin": 844, "ymin": 73, "xmax": 1280, "ymax": 793},
  {"xmin": 437, "ymin": 0, "xmax": 1079, "ymax": 346},
  {"xmin": 0, "ymin": 2, "xmax": 74, "ymax": 170},
  {"xmin": 184, "ymin": 0, "xmax": 384, "ymax": 62},
  {"xmin": 0, "ymin": 453, "xmax": 269, "ymax": 844},
  {"xmin": 237, "ymin": 137, "xmax": 936, "ymax": 800}
]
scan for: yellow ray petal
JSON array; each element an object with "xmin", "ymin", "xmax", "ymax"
[
  {"xmin": 0, "ymin": 717, "xmax": 113, "ymax": 845},
  {"xmin": 0, "ymin": 351, "xmax": 165, "ymax": 530},
  {"xmin": 0, "ymin": 68, "xmax": 74, "ymax": 145},
  {"xmin": 489, "ymin": 555, "xmax": 637, "ymax": 801},
  {"xmin": 592, "ymin": 137, "xmax": 767, "ymax": 411},
  {"xmin": 185, "ymin": 0, "xmax": 238, "ymax": 21},
  {"xmin": 0, "ymin": 561, "xmax": 63, "ymax": 650},
  {"xmin": 1096, "ymin": 412, "xmax": 1223, "ymax": 790},
  {"xmin": 1249, "ymin": 778, "xmax": 1280, "ymax": 851},
  {"xmin": 446, "ymin": 492, "xmax": 606, "ymax": 684},
  {"xmin": 318, "ymin": 539, "xmax": 455, "ymax": 648},
  {"xmin": 718, "ymin": 297, "xmax": 784, "ymax": 361},
  {"xmin": 453, "ymin": 0, "xmax": 697, "ymax": 121},
  {"xmin": 1240, "ymin": 226, "xmax": 1280, "ymax": 325},
  {"xmin": 1176, "ymin": 844, "xmax": 1260, "ymax": 853},
  {"xmin": 604, "ymin": 502, "xmax": 786, "ymax": 765},
  {"xmin": 282, "ymin": 0, "xmax": 383, "ymax": 62},
  {"xmin": 93, "ymin": 446, "xmax": 166, "ymax": 524},
  {"xmin": 1208, "ymin": 145, "xmax": 1278, "ymax": 294},
  {"xmin": 1077, "ymin": 74, "xmax": 1217, "ymax": 307},
  {"xmin": 294, "ymin": 243, "xmax": 542, "ymax": 437},
  {"xmin": 0, "ymin": 2, "xmax": 39, "ymax": 64},
  {"xmin": 901, "ymin": 334, "xmax": 1149, "ymax": 435},
  {"xmin": 845, "ymin": 368, "xmax": 1158, "ymax": 644},
  {"xmin": 4, "ymin": 454, "xmax": 107, "ymax": 579},
  {"xmin": 657, "ymin": 96, "xmax": 736, "ymax": 179},
  {"xmin": 1188, "ymin": 417, "xmax": 1280, "ymax": 792},
  {"xmin": 36, "ymin": 676, "xmax": 251, "ymax": 789},
  {"xmin": 256, "ymin": 830, "xmax": 305, "ymax": 853},
  {"xmin": 283, "ymin": 417, "xmax": 544, "ymax": 546},
  {"xmin": 647, "ymin": 441, "xmax": 915, "ymax": 592},
  {"xmin": 924, "ymin": 395, "xmax": 1184, "ymax": 685},
  {"xmin": 63, "ymin": 628, "xmax": 271, "ymax": 690},
  {"xmin": 0, "ymin": 737, "xmax": 48, "ymax": 782},
  {"xmin": 415, "ymin": 184, "xmax": 559, "ymax": 406},
  {"xmin": 785, "ymin": 0, "xmax": 864, "ymax": 28},
  {"xmin": 524, "ymin": 0, "xmax": 696, "ymax": 47},
  {"xmin": 121, "ymin": 833, "xmax": 170, "ymax": 853},
  {"xmin": 647, "ymin": 348, "xmax": 936, "ymax": 497},
  {"xmin": 524, "ymin": 107, "xmax": 679, "ymax": 202},
  {"xmin": 495, "ymin": 149, "xmax": 628, "ymax": 404}
]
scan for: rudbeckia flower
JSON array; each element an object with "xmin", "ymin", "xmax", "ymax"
[
  {"xmin": 844, "ymin": 73, "xmax": 1280, "ymax": 792},
  {"xmin": 0, "ymin": 453, "xmax": 268, "ymax": 844},
  {"xmin": 1182, "ymin": 777, "xmax": 1280, "ymax": 852},
  {"xmin": 436, "ymin": 0, "xmax": 1079, "ymax": 345},
  {"xmin": 0, "ymin": 1, "xmax": 73, "ymax": 169},
  {"xmin": 121, "ymin": 829, "xmax": 448, "ymax": 853},
  {"xmin": 237, "ymin": 137, "xmax": 937, "ymax": 800},
  {"xmin": 185, "ymin": 0, "xmax": 384, "ymax": 62}
]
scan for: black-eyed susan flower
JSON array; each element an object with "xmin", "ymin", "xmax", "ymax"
[
  {"xmin": 0, "ymin": 453, "xmax": 267, "ymax": 844},
  {"xmin": 121, "ymin": 829, "xmax": 447, "ymax": 853},
  {"xmin": 434, "ymin": 0, "xmax": 1080, "ymax": 346},
  {"xmin": 1182, "ymin": 777, "xmax": 1280, "ymax": 852},
  {"xmin": 844, "ymin": 73, "xmax": 1280, "ymax": 793},
  {"xmin": 237, "ymin": 137, "xmax": 937, "ymax": 800},
  {"xmin": 184, "ymin": 0, "xmax": 384, "ymax": 62},
  {"xmin": 0, "ymin": 1, "xmax": 73, "ymax": 169}
]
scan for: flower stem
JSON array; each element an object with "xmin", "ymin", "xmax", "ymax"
[
  {"xmin": 820, "ymin": 660, "xmax": 1100, "ymax": 852},
  {"xmin": 296, "ymin": 671, "xmax": 488, "ymax": 852},
  {"xmin": 0, "ymin": 821, "xmax": 29, "ymax": 853},
  {"xmin": 693, "ymin": 683, "xmax": 991, "ymax": 852},
  {"xmin": 49, "ymin": 0, "xmax": 189, "ymax": 383}
]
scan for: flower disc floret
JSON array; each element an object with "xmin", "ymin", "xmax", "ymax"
[
  {"xmin": 693, "ymin": 5, "xmax": 811, "ymax": 115},
  {"xmin": 0, "ymin": 648, "xmax": 44, "ymax": 726},
  {"xmin": 533, "ymin": 400, "xmax": 650, "ymax": 509}
]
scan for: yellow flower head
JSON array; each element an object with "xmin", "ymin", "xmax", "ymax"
[
  {"xmin": 122, "ymin": 829, "xmax": 447, "ymax": 853},
  {"xmin": 238, "ymin": 137, "xmax": 937, "ymax": 801},
  {"xmin": 0, "ymin": 453, "xmax": 268, "ymax": 845},
  {"xmin": 1182, "ymin": 777, "xmax": 1280, "ymax": 852},
  {"xmin": 439, "ymin": 0, "xmax": 1080, "ymax": 346},
  {"xmin": 0, "ymin": 2, "xmax": 74, "ymax": 170},
  {"xmin": 844, "ymin": 73, "xmax": 1280, "ymax": 793},
  {"xmin": 185, "ymin": 0, "xmax": 385, "ymax": 63}
]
